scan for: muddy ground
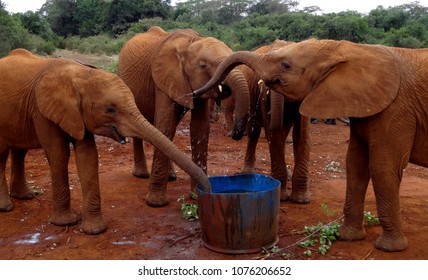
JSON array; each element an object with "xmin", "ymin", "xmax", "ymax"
[
  {"xmin": 1, "ymin": 112, "xmax": 428, "ymax": 260},
  {"xmin": 1, "ymin": 50, "xmax": 428, "ymax": 260}
]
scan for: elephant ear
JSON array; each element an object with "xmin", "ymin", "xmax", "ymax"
[
  {"xmin": 152, "ymin": 32, "xmax": 199, "ymax": 109},
  {"xmin": 300, "ymin": 43, "xmax": 400, "ymax": 119},
  {"xmin": 35, "ymin": 63, "xmax": 85, "ymax": 140}
]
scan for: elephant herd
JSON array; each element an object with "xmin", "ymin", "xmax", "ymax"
[{"xmin": 2, "ymin": 26, "xmax": 428, "ymax": 253}]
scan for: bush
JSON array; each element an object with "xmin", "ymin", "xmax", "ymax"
[
  {"xmin": 0, "ymin": 9, "xmax": 30, "ymax": 57},
  {"xmin": 61, "ymin": 34, "xmax": 125, "ymax": 55},
  {"xmin": 27, "ymin": 34, "xmax": 56, "ymax": 55}
]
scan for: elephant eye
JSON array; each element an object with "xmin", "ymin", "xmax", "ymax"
[
  {"xmin": 105, "ymin": 105, "xmax": 117, "ymax": 114},
  {"xmin": 281, "ymin": 61, "xmax": 291, "ymax": 70},
  {"xmin": 199, "ymin": 62, "xmax": 207, "ymax": 69}
]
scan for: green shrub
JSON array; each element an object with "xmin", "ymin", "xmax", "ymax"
[
  {"xmin": 27, "ymin": 34, "xmax": 56, "ymax": 55},
  {"xmin": 61, "ymin": 34, "xmax": 125, "ymax": 55}
]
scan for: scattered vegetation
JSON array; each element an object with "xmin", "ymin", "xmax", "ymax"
[
  {"xmin": 177, "ymin": 192, "xmax": 199, "ymax": 221},
  {"xmin": 258, "ymin": 203, "xmax": 381, "ymax": 259},
  {"xmin": 364, "ymin": 211, "xmax": 381, "ymax": 226},
  {"xmin": 2, "ymin": 1, "xmax": 428, "ymax": 58},
  {"xmin": 28, "ymin": 180, "xmax": 45, "ymax": 196},
  {"xmin": 324, "ymin": 161, "xmax": 343, "ymax": 172},
  {"xmin": 297, "ymin": 204, "xmax": 341, "ymax": 257}
]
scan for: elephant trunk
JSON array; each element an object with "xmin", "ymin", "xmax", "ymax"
[
  {"xmin": 269, "ymin": 90, "xmax": 285, "ymax": 131},
  {"xmin": 126, "ymin": 109, "xmax": 212, "ymax": 192},
  {"xmin": 223, "ymin": 69, "xmax": 250, "ymax": 140},
  {"xmin": 193, "ymin": 51, "xmax": 262, "ymax": 99}
]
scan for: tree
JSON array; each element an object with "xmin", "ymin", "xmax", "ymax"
[
  {"xmin": 0, "ymin": 6, "xmax": 30, "ymax": 57},
  {"xmin": 217, "ymin": 0, "xmax": 252, "ymax": 24},
  {"xmin": 41, "ymin": 0, "xmax": 79, "ymax": 37},
  {"xmin": 368, "ymin": 6, "xmax": 409, "ymax": 32},
  {"xmin": 316, "ymin": 12, "xmax": 369, "ymax": 42},
  {"xmin": 248, "ymin": 0, "xmax": 296, "ymax": 15},
  {"xmin": 18, "ymin": 11, "xmax": 55, "ymax": 40},
  {"xmin": 75, "ymin": 0, "xmax": 109, "ymax": 36},
  {"xmin": 107, "ymin": 0, "xmax": 171, "ymax": 35},
  {"xmin": 280, "ymin": 12, "xmax": 321, "ymax": 41}
]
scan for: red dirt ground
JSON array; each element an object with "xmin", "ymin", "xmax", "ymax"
[{"xmin": 1, "ymin": 112, "xmax": 428, "ymax": 260}]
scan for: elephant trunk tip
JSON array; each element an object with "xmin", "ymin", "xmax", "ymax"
[{"xmin": 196, "ymin": 176, "xmax": 212, "ymax": 193}]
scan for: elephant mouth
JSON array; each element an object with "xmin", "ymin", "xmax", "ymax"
[
  {"xmin": 111, "ymin": 126, "xmax": 127, "ymax": 144},
  {"xmin": 211, "ymin": 84, "xmax": 232, "ymax": 101},
  {"xmin": 265, "ymin": 77, "xmax": 287, "ymax": 88}
]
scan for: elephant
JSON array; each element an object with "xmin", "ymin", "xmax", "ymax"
[
  {"xmin": 0, "ymin": 48, "xmax": 211, "ymax": 234},
  {"xmin": 118, "ymin": 26, "xmax": 249, "ymax": 207},
  {"xmin": 191, "ymin": 38, "xmax": 428, "ymax": 252},
  {"xmin": 224, "ymin": 40, "xmax": 310, "ymax": 203}
]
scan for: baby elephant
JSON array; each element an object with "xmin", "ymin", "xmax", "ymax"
[{"xmin": 0, "ymin": 49, "xmax": 210, "ymax": 234}]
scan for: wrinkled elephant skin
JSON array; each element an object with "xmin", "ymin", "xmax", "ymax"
[
  {"xmin": 0, "ymin": 48, "xmax": 210, "ymax": 234},
  {"xmin": 118, "ymin": 26, "xmax": 249, "ymax": 207},
  {"xmin": 191, "ymin": 39, "xmax": 428, "ymax": 252}
]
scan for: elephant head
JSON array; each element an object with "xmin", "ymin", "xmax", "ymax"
[
  {"xmin": 34, "ymin": 59, "xmax": 212, "ymax": 192},
  {"xmin": 192, "ymin": 39, "xmax": 399, "ymax": 120},
  {"xmin": 151, "ymin": 28, "xmax": 250, "ymax": 139}
]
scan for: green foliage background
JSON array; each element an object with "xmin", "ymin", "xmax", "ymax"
[{"xmin": 2, "ymin": 0, "xmax": 428, "ymax": 57}]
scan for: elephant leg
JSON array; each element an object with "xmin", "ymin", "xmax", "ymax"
[
  {"xmin": 74, "ymin": 134, "xmax": 106, "ymax": 234},
  {"xmin": 338, "ymin": 127, "xmax": 370, "ymax": 242},
  {"xmin": 371, "ymin": 168, "xmax": 407, "ymax": 251},
  {"xmin": 224, "ymin": 97, "xmax": 235, "ymax": 136},
  {"xmin": 0, "ymin": 148, "xmax": 12, "ymax": 211},
  {"xmin": 189, "ymin": 99, "xmax": 209, "ymax": 193},
  {"xmin": 369, "ymin": 137, "xmax": 409, "ymax": 251},
  {"xmin": 208, "ymin": 99, "xmax": 220, "ymax": 122},
  {"xmin": 42, "ymin": 136, "xmax": 77, "ymax": 227},
  {"xmin": 168, "ymin": 160, "xmax": 176, "ymax": 181},
  {"xmin": 32, "ymin": 117, "xmax": 77, "ymax": 226},
  {"xmin": 269, "ymin": 127, "xmax": 291, "ymax": 201},
  {"xmin": 9, "ymin": 148, "xmax": 35, "ymax": 200},
  {"xmin": 133, "ymin": 137, "xmax": 175, "ymax": 180},
  {"xmin": 289, "ymin": 115, "xmax": 310, "ymax": 204},
  {"xmin": 146, "ymin": 93, "xmax": 178, "ymax": 207},
  {"xmin": 147, "ymin": 148, "xmax": 172, "ymax": 206},
  {"xmin": 132, "ymin": 137, "xmax": 150, "ymax": 178}
]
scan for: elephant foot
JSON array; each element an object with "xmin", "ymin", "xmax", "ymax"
[
  {"xmin": 49, "ymin": 210, "xmax": 78, "ymax": 226},
  {"xmin": 81, "ymin": 216, "xmax": 107, "ymax": 235},
  {"xmin": 241, "ymin": 166, "xmax": 254, "ymax": 174},
  {"xmin": 10, "ymin": 187, "xmax": 35, "ymax": 200},
  {"xmin": 0, "ymin": 197, "xmax": 13, "ymax": 211},
  {"xmin": 375, "ymin": 232, "xmax": 408, "ymax": 252},
  {"xmin": 280, "ymin": 187, "xmax": 291, "ymax": 202},
  {"xmin": 290, "ymin": 190, "xmax": 311, "ymax": 204},
  {"xmin": 132, "ymin": 168, "xmax": 150, "ymax": 178},
  {"xmin": 146, "ymin": 191, "xmax": 169, "ymax": 207},
  {"xmin": 338, "ymin": 224, "xmax": 366, "ymax": 241}
]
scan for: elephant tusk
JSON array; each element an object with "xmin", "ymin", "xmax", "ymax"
[
  {"xmin": 218, "ymin": 85, "xmax": 223, "ymax": 93},
  {"xmin": 112, "ymin": 126, "xmax": 127, "ymax": 144},
  {"xmin": 258, "ymin": 79, "xmax": 264, "ymax": 85}
]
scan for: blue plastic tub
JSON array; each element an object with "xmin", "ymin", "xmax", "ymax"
[{"xmin": 196, "ymin": 173, "xmax": 281, "ymax": 254}]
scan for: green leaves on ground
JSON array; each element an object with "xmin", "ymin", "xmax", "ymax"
[{"xmin": 177, "ymin": 192, "xmax": 199, "ymax": 221}]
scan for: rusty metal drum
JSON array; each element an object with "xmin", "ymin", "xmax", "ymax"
[{"xmin": 196, "ymin": 173, "xmax": 281, "ymax": 254}]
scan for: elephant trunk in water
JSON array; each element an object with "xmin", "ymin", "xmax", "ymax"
[{"xmin": 124, "ymin": 108, "xmax": 212, "ymax": 193}]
